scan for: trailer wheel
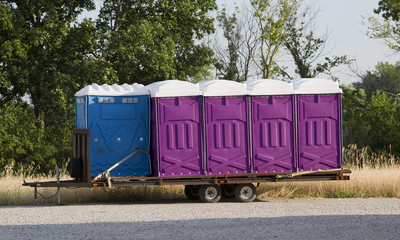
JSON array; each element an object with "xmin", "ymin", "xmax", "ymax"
[
  {"xmin": 221, "ymin": 184, "xmax": 235, "ymax": 199},
  {"xmin": 234, "ymin": 184, "xmax": 257, "ymax": 203},
  {"xmin": 199, "ymin": 185, "xmax": 222, "ymax": 203},
  {"xmin": 184, "ymin": 185, "xmax": 200, "ymax": 200}
]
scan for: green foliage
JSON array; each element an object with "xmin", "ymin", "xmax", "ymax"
[
  {"xmin": 281, "ymin": 5, "xmax": 352, "ymax": 79},
  {"xmin": 0, "ymin": 103, "xmax": 59, "ymax": 174},
  {"xmin": 361, "ymin": 91, "xmax": 400, "ymax": 154},
  {"xmin": 341, "ymin": 85, "xmax": 369, "ymax": 147},
  {"xmin": 0, "ymin": 0, "xmax": 112, "ymax": 122},
  {"xmin": 343, "ymin": 61, "xmax": 400, "ymax": 156},
  {"xmin": 374, "ymin": 0, "xmax": 400, "ymax": 21},
  {"xmin": 353, "ymin": 61, "xmax": 400, "ymax": 96},
  {"xmin": 214, "ymin": 7, "xmax": 241, "ymax": 81},
  {"xmin": 251, "ymin": 0, "xmax": 300, "ymax": 79},
  {"xmin": 342, "ymin": 83, "xmax": 400, "ymax": 156},
  {"xmin": 0, "ymin": 0, "xmax": 218, "ymax": 175},
  {"xmin": 366, "ymin": 0, "xmax": 400, "ymax": 52},
  {"xmin": 97, "ymin": 0, "xmax": 217, "ymax": 85},
  {"xmin": 212, "ymin": 4, "xmax": 259, "ymax": 81},
  {"xmin": 0, "ymin": 0, "xmax": 117, "ymax": 174}
]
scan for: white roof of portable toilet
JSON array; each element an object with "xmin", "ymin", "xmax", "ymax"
[
  {"xmin": 243, "ymin": 78, "xmax": 275, "ymax": 84},
  {"xmin": 246, "ymin": 79, "xmax": 294, "ymax": 95},
  {"xmin": 75, "ymin": 83, "xmax": 149, "ymax": 96},
  {"xmin": 146, "ymin": 80, "xmax": 201, "ymax": 97},
  {"xmin": 292, "ymin": 78, "xmax": 342, "ymax": 94},
  {"xmin": 199, "ymin": 80, "xmax": 248, "ymax": 96}
]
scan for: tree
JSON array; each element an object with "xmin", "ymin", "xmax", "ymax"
[
  {"xmin": 97, "ymin": 0, "xmax": 217, "ymax": 85},
  {"xmin": 283, "ymin": 10, "xmax": 352, "ymax": 79},
  {"xmin": 366, "ymin": 0, "xmax": 400, "ymax": 51},
  {"xmin": 342, "ymin": 85, "xmax": 400, "ymax": 155},
  {"xmin": 0, "ymin": 102, "xmax": 59, "ymax": 174},
  {"xmin": 213, "ymin": 6, "xmax": 259, "ymax": 81},
  {"xmin": 353, "ymin": 61, "xmax": 400, "ymax": 96},
  {"xmin": 0, "ymin": 1, "xmax": 115, "ymax": 128},
  {"xmin": 213, "ymin": 7, "xmax": 241, "ymax": 81},
  {"xmin": 374, "ymin": 0, "xmax": 400, "ymax": 22},
  {"xmin": 361, "ymin": 91, "xmax": 400, "ymax": 154},
  {"xmin": 250, "ymin": 0, "xmax": 300, "ymax": 79},
  {"xmin": 341, "ymin": 85, "xmax": 369, "ymax": 147},
  {"xmin": 0, "ymin": 1, "xmax": 116, "ymax": 172}
]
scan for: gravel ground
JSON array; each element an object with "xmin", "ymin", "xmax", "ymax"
[{"xmin": 0, "ymin": 198, "xmax": 399, "ymax": 240}]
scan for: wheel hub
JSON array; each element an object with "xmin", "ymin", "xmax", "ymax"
[
  {"xmin": 205, "ymin": 187, "xmax": 218, "ymax": 199},
  {"xmin": 240, "ymin": 186, "xmax": 253, "ymax": 199}
]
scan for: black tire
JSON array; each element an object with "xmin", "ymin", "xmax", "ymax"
[
  {"xmin": 199, "ymin": 185, "xmax": 222, "ymax": 203},
  {"xmin": 234, "ymin": 184, "xmax": 257, "ymax": 203},
  {"xmin": 184, "ymin": 185, "xmax": 200, "ymax": 200},
  {"xmin": 69, "ymin": 158, "xmax": 82, "ymax": 179},
  {"xmin": 221, "ymin": 184, "xmax": 236, "ymax": 199}
]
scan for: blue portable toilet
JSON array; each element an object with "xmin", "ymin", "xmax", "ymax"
[{"xmin": 75, "ymin": 83, "xmax": 151, "ymax": 177}]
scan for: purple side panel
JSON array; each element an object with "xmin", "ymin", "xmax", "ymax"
[
  {"xmin": 252, "ymin": 96, "xmax": 295, "ymax": 173},
  {"xmin": 297, "ymin": 94, "xmax": 342, "ymax": 171},
  {"xmin": 205, "ymin": 96, "xmax": 250, "ymax": 175},
  {"xmin": 156, "ymin": 97, "xmax": 203, "ymax": 177}
]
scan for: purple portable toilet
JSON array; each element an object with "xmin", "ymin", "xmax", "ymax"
[
  {"xmin": 293, "ymin": 78, "xmax": 342, "ymax": 171},
  {"xmin": 199, "ymin": 80, "xmax": 250, "ymax": 175},
  {"xmin": 147, "ymin": 80, "xmax": 204, "ymax": 177},
  {"xmin": 246, "ymin": 79, "xmax": 296, "ymax": 173}
]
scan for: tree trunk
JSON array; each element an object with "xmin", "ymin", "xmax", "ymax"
[{"xmin": 29, "ymin": 80, "xmax": 45, "ymax": 130}]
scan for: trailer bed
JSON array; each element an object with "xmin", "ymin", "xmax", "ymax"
[{"xmin": 23, "ymin": 169, "xmax": 351, "ymax": 188}]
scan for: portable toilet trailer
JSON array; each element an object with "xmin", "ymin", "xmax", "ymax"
[
  {"xmin": 75, "ymin": 83, "xmax": 151, "ymax": 177},
  {"xmin": 293, "ymin": 78, "xmax": 342, "ymax": 171},
  {"xmin": 199, "ymin": 80, "xmax": 251, "ymax": 175},
  {"xmin": 147, "ymin": 80, "xmax": 204, "ymax": 177},
  {"xmin": 246, "ymin": 79, "xmax": 296, "ymax": 173}
]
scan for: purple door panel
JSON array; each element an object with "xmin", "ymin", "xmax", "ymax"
[
  {"xmin": 153, "ymin": 97, "xmax": 203, "ymax": 177},
  {"xmin": 204, "ymin": 96, "xmax": 250, "ymax": 175},
  {"xmin": 297, "ymin": 94, "xmax": 342, "ymax": 171},
  {"xmin": 252, "ymin": 95, "xmax": 295, "ymax": 173}
]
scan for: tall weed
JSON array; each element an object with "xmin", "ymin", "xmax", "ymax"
[{"xmin": 343, "ymin": 144, "xmax": 400, "ymax": 168}]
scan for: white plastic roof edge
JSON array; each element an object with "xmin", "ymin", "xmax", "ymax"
[
  {"xmin": 245, "ymin": 79, "xmax": 294, "ymax": 95},
  {"xmin": 75, "ymin": 83, "xmax": 149, "ymax": 96},
  {"xmin": 146, "ymin": 80, "xmax": 201, "ymax": 97},
  {"xmin": 198, "ymin": 79, "xmax": 248, "ymax": 96},
  {"xmin": 292, "ymin": 78, "xmax": 342, "ymax": 94}
]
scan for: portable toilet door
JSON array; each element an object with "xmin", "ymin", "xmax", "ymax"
[
  {"xmin": 246, "ymin": 79, "xmax": 296, "ymax": 173},
  {"xmin": 147, "ymin": 80, "xmax": 204, "ymax": 177},
  {"xmin": 293, "ymin": 78, "xmax": 342, "ymax": 171},
  {"xmin": 199, "ymin": 80, "xmax": 250, "ymax": 175},
  {"xmin": 75, "ymin": 83, "xmax": 151, "ymax": 177}
]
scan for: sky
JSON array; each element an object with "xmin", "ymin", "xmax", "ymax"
[
  {"xmin": 82, "ymin": 0, "xmax": 399, "ymax": 85},
  {"xmin": 219, "ymin": 0, "xmax": 399, "ymax": 84},
  {"xmin": 314, "ymin": 0, "xmax": 398, "ymax": 84}
]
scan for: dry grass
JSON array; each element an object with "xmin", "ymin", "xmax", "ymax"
[
  {"xmin": 1, "ymin": 144, "xmax": 400, "ymax": 206},
  {"xmin": 1, "ymin": 167, "xmax": 399, "ymax": 206},
  {"xmin": 258, "ymin": 167, "xmax": 400, "ymax": 199},
  {"xmin": 343, "ymin": 144, "xmax": 400, "ymax": 168},
  {"xmin": 0, "ymin": 174, "xmax": 185, "ymax": 206}
]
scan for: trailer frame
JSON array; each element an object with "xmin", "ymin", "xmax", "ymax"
[{"xmin": 23, "ymin": 169, "xmax": 351, "ymax": 203}]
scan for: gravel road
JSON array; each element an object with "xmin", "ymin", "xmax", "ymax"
[{"xmin": 1, "ymin": 198, "xmax": 399, "ymax": 240}]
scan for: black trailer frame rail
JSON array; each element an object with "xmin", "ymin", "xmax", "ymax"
[{"xmin": 23, "ymin": 169, "xmax": 351, "ymax": 189}]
